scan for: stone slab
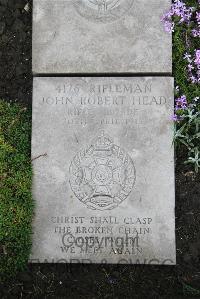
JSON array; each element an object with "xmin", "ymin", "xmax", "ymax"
[
  {"xmin": 30, "ymin": 77, "xmax": 176, "ymax": 265},
  {"xmin": 32, "ymin": 0, "xmax": 172, "ymax": 74}
]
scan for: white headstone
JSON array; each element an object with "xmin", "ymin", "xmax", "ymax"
[
  {"xmin": 30, "ymin": 76, "xmax": 176, "ymax": 265},
  {"xmin": 32, "ymin": 0, "xmax": 172, "ymax": 74}
]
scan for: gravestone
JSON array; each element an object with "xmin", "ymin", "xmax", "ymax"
[
  {"xmin": 30, "ymin": 77, "xmax": 176, "ymax": 264},
  {"xmin": 32, "ymin": 0, "xmax": 172, "ymax": 74}
]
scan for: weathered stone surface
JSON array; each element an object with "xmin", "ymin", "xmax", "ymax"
[
  {"xmin": 31, "ymin": 77, "xmax": 175, "ymax": 264},
  {"xmin": 32, "ymin": 0, "xmax": 172, "ymax": 74}
]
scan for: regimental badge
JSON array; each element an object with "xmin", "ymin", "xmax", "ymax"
[
  {"xmin": 74, "ymin": 0, "xmax": 134, "ymax": 23},
  {"xmin": 69, "ymin": 131, "xmax": 136, "ymax": 210}
]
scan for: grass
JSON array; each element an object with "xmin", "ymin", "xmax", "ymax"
[{"xmin": 0, "ymin": 100, "xmax": 33, "ymax": 281}]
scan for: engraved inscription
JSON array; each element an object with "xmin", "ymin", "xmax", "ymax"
[
  {"xmin": 74, "ymin": 0, "xmax": 134, "ymax": 23},
  {"xmin": 69, "ymin": 131, "xmax": 136, "ymax": 210}
]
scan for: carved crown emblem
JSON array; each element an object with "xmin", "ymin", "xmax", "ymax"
[
  {"xmin": 69, "ymin": 131, "xmax": 136, "ymax": 211},
  {"xmin": 92, "ymin": 131, "xmax": 113, "ymax": 150}
]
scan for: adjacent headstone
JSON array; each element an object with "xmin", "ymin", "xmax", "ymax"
[
  {"xmin": 30, "ymin": 77, "xmax": 176, "ymax": 264},
  {"xmin": 32, "ymin": 0, "xmax": 172, "ymax": 74}
]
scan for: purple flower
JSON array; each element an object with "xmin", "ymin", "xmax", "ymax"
[
  {"xmin": 161, "ymin": 0, "xmax": 197, "ymax": 33},
  {"xmin": 192, "ymin": 12, "xmax": 200, "ymax": 37},
  {"xmin": 188, "ymin": 64, "xmax": 194, "ymax": 71},
  {"xmin": 165, "ymin": 20, "xmax": 175, "ymax": 33},
  {"xmin": 190, "ymin": 75, "xmax": 197, "ymax": 83},
  {"xmin": 183, "ymin": 49, "xmax": 200, "ymax": 84},
  {"xmin": 161, "ymin": 2, "xmax": 200, "ymax": 84},
  {"xmin": 175, "ymin": 95, "xmax": 188, "ymax": 110},
  {"xmin": 171, "ymin": 114, "xmax": 179, "ymax": 121},
  {"xmin": 171, "ymin": 113, "xmax": 183, "ymax": 122},
  {"xmin": 192, "ymin": 29, "xmax": 200, "ymax": 37},
  {"xmin": 184, "ymin": 53, "xmax": 192, "ymax": 62},
  {"xmin": 194, "ymin": 50, "xmax": 200, "ymax": 66},
  {"xmin": 196, "ymin": 12, "xmax": 200, "ymax": 23}
]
